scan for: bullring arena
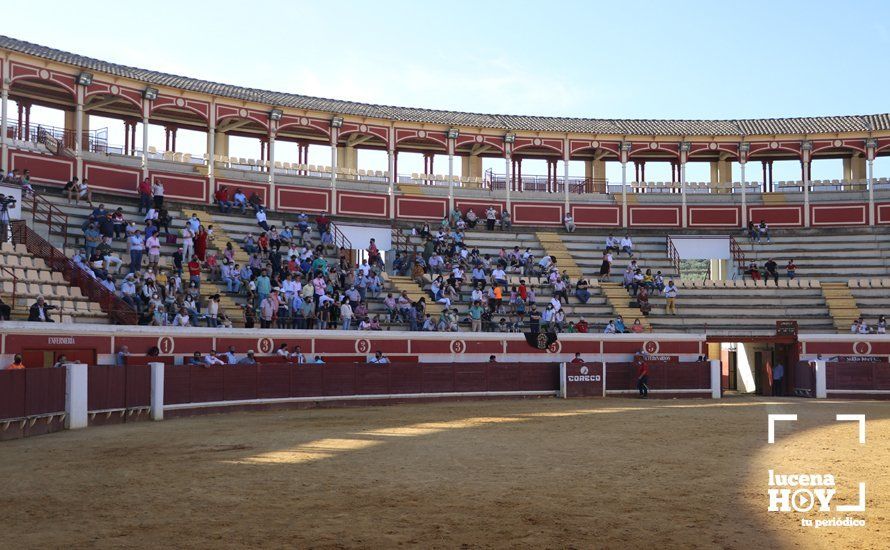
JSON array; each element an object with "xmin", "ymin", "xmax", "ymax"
[{"xmin": 2, "ymin": 8, "xmax": 890, "ymax": 547}]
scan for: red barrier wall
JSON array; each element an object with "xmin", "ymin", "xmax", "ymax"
[
  {"xmin": 827, "ymin": 362, "xmax": 890, "ymax": 398},
  {"xmin": 605, "ymin": 361, "xmax": 710, "ymax": 398},
  {"xmin": 0, "ymin": 368, "xmax": 66, "ymax": 420},
  {"xmin": 87, "ymin": 365, "xmax": 151, "ymax": 412},
  {"xmin": 163, "ymin": 362, "xmax": 560, "ymax": 406}
]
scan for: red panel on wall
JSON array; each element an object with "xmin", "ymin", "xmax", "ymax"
[
  {"xmin": 810, "ymin": 204, "xmax": 867, "ymax": 226},
  {"xmin": 4, "ymin": 334, "xmax": 112, "ymax": 355},
  {"xmin": 571, "ymin": 205, "xmax": 621, "ymax": 227},
  {"xmin": 396, "ymin": 196, "xmax": 448, "ymax": 220},
  {"xmin": 151, "ymin": 172, "xmax": 209, "ymax": 203},
  {"xmin": 747, "ymin": 206, "xmax": 803, "ymax": 227},
  {"xmin": 876, "ymin": 203, "xmax": 890, "ymax": 225},
  {"xmin": 687, "ymin": 206, "xmax": 740, "ymax": 227},
  {"xmin": 512, "ymin": 203, "xmax": 563, "ymax": 226},
  {"xmin": 9, "ymin": 151, "xmax": 73, "ymax": 185},
  {"xmin": 275, "ymin": 186, "xmax": 330, "ymax": 213},
  {"xmin": 628, "ymin": 206, "xmax": 680, "ymax": 227},
  {"xmin": 338, "ymin": 191, "xmax": 388, "ymax": 218},
  {"xmin": 84, "ymin": 162, "xmax": 140, "ymax": 195}
]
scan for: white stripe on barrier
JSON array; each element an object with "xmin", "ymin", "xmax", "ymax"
[
  {"xmin": 164, "ymin": 390, "xmax": 559, "ymax": 411},
  {"xmin": 826, "ymin": 389, "xmax": 890, "ymax": 394}
]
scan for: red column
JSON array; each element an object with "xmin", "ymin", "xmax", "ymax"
[
  {"xmin": 761, "ymin": 161, "xmax": 766, "ymax": 192},
  {"xmin": 641, "ymin": 161, "xmax": 646, "ymax": 183},
  {"xmin": 16, "ymin": 103, "xmax": 23, "ymax": 139},
  {"xmin": 171, "ymin": 128, "xmax": 177, "ymax": 153},
  {"xmin": 132, "ymin": 122, "xmax": 137, "ymax": 155},
  {"xmin": 517, "ymin": 158, "xmax": 523, "ymax": 192},
  {"xmin": 393, "ymin": 151, "xmax": 398, "ymax": 182},
  {"xmin": 124, "ymin": 122, "xmax": 130, "ymax": 154},
  {"xmin": 546, "ymin": 160, "xmax": 552, "ymax": 193},
  {"xmin": 23, "ymin": 103, "xmax": 31, "ymax": 141}
]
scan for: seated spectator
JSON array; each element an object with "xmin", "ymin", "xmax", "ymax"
[
  {"xmin": 605, "ymin": 234, "xmax": 620, "ymax": 253},
  {"xmin": 631, "ymin": 318, "xmax": 645, "ymax": 333},
  {"xmin": 215, "ymin": 185, "xmax": 232, "ymax": 213},
  {"xmin": 28, "ymin": 296, "xmax": 56, "ymax": 322},
  {"xmin": 785, "ymin": 259, "xmax": 797, "ymax": 279},
  {"xmin": 563, "ymin": 212, "xmax": 576, "ymax": 233},
  {"xmin": 615, "ymin": 315, "xmax": 628, "ymax": 333},
  {"xmin": 603, "ymin": 320, "xmax": 617, "ymax": 334},
  {"xmin": 878, "ymin": 315, "xmax": 887, "ymax": 334},
  {"xmin": 746, "ymin": 220, "xmax": 757, "ymax": 241},
  {"xmin": 620, "ymin": 234, "xmax": 634, "ymax": 257},
  {"xmin": 748, "ymin": 261, "xmax": 761, "ymax": 281},
  {"xmin": 637, "ymin": 286, "xmax": 652, "ymax": 316},
  {"xmin": 188, "ymin": 351, "xmax": 205, "ymax": 366},
  {"xmin": 575, "ymin": 317, "xmax": 589, "ymax": 333},
  {"xmin": 237, "ymin": 350, "xmax": 257, "ymax": 365},
  {"xmin": 764, "ymin": 258, "xmax": 779, "ymax": 285},
  {"xmin": 0, "ymin": 296, "xmax": 11, "ymax": 320},
  {"xmin": 758, "ymin": 220, "xmax": 771, "ymax": 243},
  {"xmin": 466, "ymin": 209, "xmax": 478, "ymax": 228},
  {"xmin": 500, "ymin": 209, "xmax": 512, "ymax": 230}
]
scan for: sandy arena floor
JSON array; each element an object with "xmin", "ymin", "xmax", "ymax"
[{"xmin": 1, "ymin": 396, "xmax": 888, "ymax": 549}]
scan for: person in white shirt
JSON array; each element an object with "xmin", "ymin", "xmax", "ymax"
[
  {"xmin": 206, "ymin": 295, "xmax": 220, "ymax": 327},
  {"xmin": 290, "ymin": 346, "xmax": 306, "ymax": 363},
  {"xmin": 275, "ymin": 344, "xmax": 290, "ymax": 357},
  {"xmin": 151, "ymin": 180, "xmax": 165, "ymax": 209},
  {"xmin": 256, "ymin": 208, "xmax": 270, "ymax": 231},
  {"xmin": 187, "ymin": 214, "xmax": 200, "ymax": 234},
  {"xmin": 128, "ymin": 231, "xmax": 145, "ymax": 274},
  {"xmin": 605, "ymin": 234, "xmax": 620, "ymax": 253},
  {"xmin": 564, "ymin": 213, "xmax": 576, "ymax": 233},
  {"xmin": 172, "ymin": 307, "xmax": 191, "ymax": 327},
  {"xmin": 664, "ymin": 280, "xmax": 679, "ymax": 315},
  {"xmin": 181, "ymin": 226, "xmax": 194, "ymax": 260},
  {"xmin": 146, "ymin": 233, "xmax": 161, "ymax": 268},
  {"xmin": 223, "ymin": 346, "xmax": 238, "ymax": 364},
  {"xmin": 340, "ymin": 301, "xmax": 354, "ymax": 330},
  {"xmin": 603, "ymin": 320, "xmax": 617, "ymax": 334},
  {"xmin": 203, "ymin": 352, "xmax": 225, "ymax": 366},
  {"xmin": 485, "ymin": 206, "xmax": 497, "ymax": 230},
  {"xmin": 620, "ymin": 234, "xmax": 634, "ymax": 257},
  {"xmin": 369, "ymin": 351, "xmax": 390, "ymax": 364},
  {"xmin": 491, "ymin": 267, "xmax": 507, "ymax": 287},
  {"xmin": 550, "ymin": 295, "xmax": 562, "ymax": 312}
]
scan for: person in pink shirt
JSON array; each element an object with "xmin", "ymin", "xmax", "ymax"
[{"xmin": 146, "ymin": 233, "xmax": 161, "ymax": 268}]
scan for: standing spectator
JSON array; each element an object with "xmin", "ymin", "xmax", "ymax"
[
  {"xmin": 340, "ymin": 300, "xmax": 354, "ymax": 330},
  {"xmin": 146, "ymin": 231, "xmax": 161, "ymax": 269},
  {"xmin": 181, "ymin": 225, "xmax": 195, "ymax": 260},
  {"xmin": 635, "ymin": 355, "xmax": 649, "ymax": 398},
  {"xmin": 138, "ymin": 177, "xmax": 152, "ymax": 214},
  {"xmin": 128, "ymin": 229, "xmax": 145, "ymax": 274},
  {"xmin": 772, "ymin": 362, "xmax": 784, "ymax": 396},
  {"xmin": 485, "ymin": 205, "xmax": 497, "ymax": 230},
  {"xmin": 468, "ymin": 300, "xmax": 484, "ymax": 332},
  {"xmin": 151, "ymin": 179, "xmax": 165, "ymax": 209},
  {"xmin": 563, "ymin": 212, "xmax": 576, "ymax": 233},
  {"xmin": 764, "ymin": 258, "xmax": 779, "ymax": 285},
  {"xmin": 259, "ymin": 293, "xmax": 276, "ymax": 329},
  {"xmin": 664, "ymin": 280, "xmax": 678, "ymax": 315},
  {"xmin": 188, "ymin": 255, "xmax": 202, "ymax": 288},
  {"xmin": 195, "ymin": 226, "xmax": 209, "ymax": 262}
]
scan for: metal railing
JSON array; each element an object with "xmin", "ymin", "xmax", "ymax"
[
  {"xmin": 666, "ymin": 235, "xmax": 681, "ymax": 278},
  {"xmin": 0, "ymin": 264, "xmax": 17, "ymax": 320},
  {"xmin": 484, "ymin": 170, "xmax": 607, "ymax": 194},
  {"xmin": 24, "ymin": 191, "xmax": 69, "ymax": 250},
  {"xmin": 11, "ymin": 221, "xmax": 138, "ymax": 325},
  {"xmin": 7, "ymin": 120, "xmax": 108, "ymax": 155},
  {"xmin": 729, "ymin": 235, "xmax": 747, "ymax": 276},
  {"xmin": 328, "ymin": 219, "xmax": 352, "ymax": 251}
]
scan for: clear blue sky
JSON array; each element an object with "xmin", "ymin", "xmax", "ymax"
[{"xmin": 8, "ymin": 0, "xmax": 890, "ymax": 181}]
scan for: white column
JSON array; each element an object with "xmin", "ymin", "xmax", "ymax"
[
  {"xmin": 680, "ymin": 159, "xmax": 687, "ymax": 228},
  {"xmin": 75, "ymin": 85, "xmax": 84, "ymax": 180},
  {"xmin": 149, "ymin": 362, "xmax": 165, "ymax": 420},
  {"xmin": 330, "ymin": 129, "xmax": 338, "ymax": 215},
  {"xmin": 207, "ymin": 125, "xmax": 215, "ymax": 181},
  {"xmin": 740, "ymin": 160, "xmax": 748, "ymax": 227},
  {"xmin": 268, "ymin": 131, "xmax": 276, "ymax": 184},
  {"xmin": 65, "ymin": 363, "xmax": 88, "ymax": 429},
  {"xmin": 388, "ymin": 145, "xmax": 396, "ymax": 219},
  {"xmin": 447, "ymin": 138, "xmax": 455, "ymax": 212},
  {"xmin": 141, "ymin": 115, "xmax": 149, "ymax": 180},
  {"xmin": 505, "ymin": 152, "xmax": 512, "ymax": 210},
  {"xmin": 814, "ymin": 360, "xmax": 827, "ymax": 399},
  {"xmin": 563, "ymin": 139, "xmax": 570, "ymax": 211},
  {"xmin": 0, "ymin": 89, "xmax": 7, "ymax": 173},
  {"xmin": 559, "ymin": 362, "xmax": 567, "ymax": 398},
  {"xmin": 868, "ymin": 144, "xmax": 876, "ymax": 226},
  {"xmin": 620, "ymin": 160, "xmax": 628, "ymax": 228},
  {"xmin": 802, "ymin": 153, "xmax": 811, "ymax": 227},
  {"xmin": 710, "ymin": 359, "xmax": 721, "ymax": 399}
]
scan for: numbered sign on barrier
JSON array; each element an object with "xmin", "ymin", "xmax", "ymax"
[{"xmin": 560, "ymin": 362, "xmax": 605, "ymax": 398}]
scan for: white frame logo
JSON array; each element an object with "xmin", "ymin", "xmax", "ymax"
[{"xmin": 766, "ymin": 414, "xmax": 867, "ymax": 526}]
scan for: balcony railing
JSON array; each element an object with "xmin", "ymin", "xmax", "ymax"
[
  {"xmin": 6, "ymin": 120, "xmax": 108, "ymax": 155},
  {"xmin": 11, "ymin": 221, "xmax": 139, "ymax": 325}
]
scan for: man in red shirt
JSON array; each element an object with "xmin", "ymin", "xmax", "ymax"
[
  {"xmin": 575, "ymin": 318, "xmax": 589, "ymax": 333},
  {"xmin": 138, "ymin": 178, "xmax": 152, "ymax": 215},
  {"xmin": 188, "ymin": 255, "xmax": 202, "ymax": 288},
  {"xmin": 518, "ymin": 280, "xmax": 528, "ymax": 301},
  {"xmin": 570, "ymin": 352, "xmax": 584, "ymax": 364},
  {"xmin": 635, "ymin": 355, "xmax": 649, "ymax": 398},
  {"xmin": 316, "ymin": 212, "xmax": 330, "ymax": 235},
  {"xmin": 215, "ymin": 185, "xmax": 231, "ymax": 214}
]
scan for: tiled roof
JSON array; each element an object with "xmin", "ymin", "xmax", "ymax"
[{"xmin": 2, "ymin": 35, "xmax": 888, "ymax": 137}]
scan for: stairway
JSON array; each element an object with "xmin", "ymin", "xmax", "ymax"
[
  {"xmin": 600, "ymin": 281, "xmax": 652, "ymax": 330},
  {"xmin": 180, "ymin": 208, "xmax": 247, "ymax": 325},
  {"xmin": 820, "ymin": 282, "xmax": 860, "ymax": 332},
  {"xmin": 535, "ymin": 231, "xmax": 583, "ymax": 279},
  {"xmin": 385, "ymin": 274, "xmax": 443, "ymax": 314}
]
